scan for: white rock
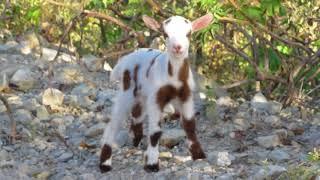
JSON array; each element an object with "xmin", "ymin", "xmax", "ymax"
[
  {"xmin": 160, "ymin": 128, "xmax": 186, "ymax": 148},
  {"xmin": 251, "ymin": 92, "xmax": 270, "ymax": 112},
  {"xmin": 104, "ymin": 62, "xmax": 113, "ymax": 71},
  {"xmin": 54, "ymin": 65, "xmax": 84, "ymax": 85},
  {"xmin": 217, "ymin": 96, "xmax": 235, "ymax": 107},
  {"xmin": 255, "ymin": 135, "xmax": 281, "ymax": 148},
  {"xmin": 42, "ymin": 88, "xmax": 64, "ymax": 108},
  {"xmin": 208, "ymin": 151, "xmax": 235, "ymax": 166},
  {"xmin": 41, "ymin": 48, "xmax": 57, "ymax": 61},
  {"xmin": 10, "ymin": 68, "xmax": 36, "ymax": 91}
]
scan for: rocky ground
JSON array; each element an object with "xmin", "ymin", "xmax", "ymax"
[{"xmin": 0, "ymin": 36, "xmax": 320, "ymax": 180}]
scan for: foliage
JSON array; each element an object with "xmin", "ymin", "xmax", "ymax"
[
  {"xmin": 0, "ymin": 0, "xmax": 319, "ymax": 105},
  {"xmin": 308, "ymin": 148, "xmax": 320, "ymax": 162}
]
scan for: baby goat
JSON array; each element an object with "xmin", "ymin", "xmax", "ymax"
[{"xmin": 100, "ymin": 14, "xmax": 213, "ymax": 173}]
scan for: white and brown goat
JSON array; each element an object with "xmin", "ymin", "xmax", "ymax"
[{"xmin": 100, "ymin": 14, "xmax": 213, "ymax": 172}]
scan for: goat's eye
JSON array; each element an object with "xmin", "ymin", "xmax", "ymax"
[
  {"xmin": 163, "ymin": 32, "xmax": 168, "ymax": 38},
  {"xmin": 187, "ymin": 31, "xmax": 191, "ymax": 38}
]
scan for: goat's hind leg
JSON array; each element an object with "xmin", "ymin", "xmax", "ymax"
[
  {"xmin": 100, "ymin": 91, "xmax": 133, "ymax": 173},
  {"xmin": 130, "ymin": 101, "xmax": 146, "ymax": 147}
]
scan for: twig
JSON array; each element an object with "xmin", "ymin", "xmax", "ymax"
[
  {"xmin": 307, "ymin": 84, "xmax": 320, "ymax": 95},
  {"xmin": 221, "ymin": 79, "xmax": 254, "ymax": 89},
  {"xmin": 82, "ymin": 10, "xmax": 135, "ymax": 33},
  {"xmin": 0, "ymin": 94, "xmax": 16, "ymax": 144}
]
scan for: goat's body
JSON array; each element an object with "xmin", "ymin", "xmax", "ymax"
[
  {"xmin": 111, "ymin": 48, "xmax": 195, "ymax": 97},
  {"xmin": 100, "ymin": 14, "xmax": 211, "ymax": 173}
]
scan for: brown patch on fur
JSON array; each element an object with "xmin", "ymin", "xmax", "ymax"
[
  {"xmin": 131, "ymin": 103, "xmax": 142, "ymax": 118},
  {"xmin": 150, "ymin": 131, "xmax": 162, "ymax": 147},
  {"xmin": 178, "ymin": 60, "xmax": 189, "ymax": 82},
  {"xmin": 100, "ymin": 144, "xmax": 112, "ymax": 172},
  {"xmin": 156, "ymin": 85, "xmax": 177, "ymax": 111},
  {"xmin": 182, "ymin": 117, "xmax": 206, "ymax": 160},
  {"xmin": 168, "ymin": 61, "xmax": 173, "ymax": 76},
  {"xmin": 123, "ymin": 70, "xmax": 131, "ymax": 90},
  {"xmin": 178, "ymin": 60, "xmax": 191, "ymax": 102},
  {"xmin": 131, "ymin": 122, "xmax": 143, "ymax": 147},
  {"xmin": 133, "ymin": 65, "xmax": 139, "ymax": 97},
  {"xmin": 146, "ymin": 54, "xmax": 161, "ymax": 78}
]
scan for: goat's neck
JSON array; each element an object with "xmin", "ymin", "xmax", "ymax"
[{"xmin": 168, "ymin": 53, "xmax": 188, "ymax": 72}]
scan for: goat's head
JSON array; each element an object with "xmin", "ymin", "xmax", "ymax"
[{"xmin": 143, "ymin": 14, "xmax": 213, "ymax": 59}]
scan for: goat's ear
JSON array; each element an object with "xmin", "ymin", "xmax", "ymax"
[
  {"xmin": 142, "ymin": 15, "xmax": 161, "ymax": 32},
  {"xmin": 191, "ymin": 13, "xmax": 213, "ymax": 32}
]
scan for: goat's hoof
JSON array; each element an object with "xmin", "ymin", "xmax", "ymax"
[
  {"xmin": 100, "ymin": 164, "xmax": 112, "ymax": 173},
  {"xmin": 144, "ymin": 163, "xmax": 159, "ymax": 172},
  {"xmin": 192, "ymin": 150, "xmax": 206, "ymax": 160},
  {"xmin": 133, "ymin": 137, "xmax": 142, "ymax": 147}
]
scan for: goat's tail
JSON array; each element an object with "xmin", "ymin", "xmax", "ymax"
[{"xmin": 110, "ymin": 61, "xmax": 124, "ymax": 82}]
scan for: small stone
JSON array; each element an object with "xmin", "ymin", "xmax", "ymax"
[
  {"xmin": 82, "ymin": 54, "xmax": 103, "ymax": 72},
  {"xmin": 35, "ymin": 105, "xmax": 49, "ymax": 120},
  {"xmin": 233, "ymin": 117, "xmax": 250, "ymax": 131},
  {"xmin": 269, "ymin": 149, "xmax": 290, "ymax": 162},
  {"xmin": 57, "ymin": 152, "xmax": 73, "ymax": 162},
  {"xmin": 208, "ymin": 151, "xmax": 235, "ymax": 166},
  {"xmin": 217, "ymin": 96, "xmax": 235, "ymax": 107},
  {"xmin": 174, "ymin": 155, "xmax": 192, "ymax": 163},
  {"xmin": 160, "ymin": 128, "xmax": 186, "ymax": 148},
  {"xmin": 53, "ymin": 65, "xmax": 84, "ymax": 85},
  {"xmin": 253, "ymin": 165, "xmax": 286, "ymax": 179},
  {"xmin": 35, "ymin": 171, "xmax": 51, "ymax": 180},
  {"xmin": 255, "ymin": 135, "xmax": 281, "ymax": 148},
  {"xmin": 42, "ymin": 88, "xmax": 64, "ymax": 108},
  {"xmin": 264, "ymin": 115, "xmax": 281, "ymax": 128},
  {"xmin": 159, "ymin": 152, "xmax": 173, "ymax": 159},
  {"xmin": 14, "ymin": 109, "xmax": 33, "ymax": 122},
  {"xmin": 85, "ymin": 122, "xmax": 106, "ymax": 138},
  {"xmin": 0, "ymin": 149, "xmax": 10, "ymax": 161},
  {"xmin": 269, "ymin": 101, "xmax": 282, "ymax": 114},
  {"xmin": 10, "ymin": 68, "xmax": 36, "ymax": 91},
  {"xmin": 0, "ymin": 73, "xmax": 9, "ymax": 92}
]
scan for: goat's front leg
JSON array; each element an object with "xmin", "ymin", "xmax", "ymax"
[
  {"xmin": 100, "ymin": 92, "xmax": 133, "ymax": 173},
  {"xmin": 144, "ymin": 95, "xmax": 162, "ymax": 172},
  {"xmin": 180, "ymin": 97, "xmax": 206, "ymax": 160}
]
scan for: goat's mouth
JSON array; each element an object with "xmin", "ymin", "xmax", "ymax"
[{"xmin": 172, "ymin": 50, "xmax": 183, "ymax": 56}]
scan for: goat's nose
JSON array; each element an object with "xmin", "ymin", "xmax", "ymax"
[{"xmin": 173, "ymin": 45, "xmax": 182, "ymax": 51}]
